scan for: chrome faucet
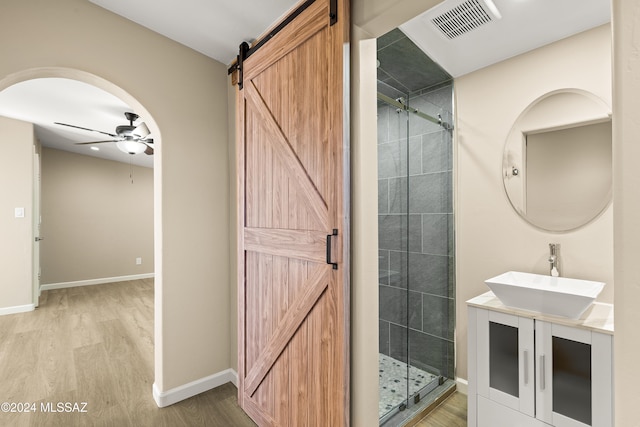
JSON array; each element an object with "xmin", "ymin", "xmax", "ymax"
[{"xmin": 548, "ymin": 243, "xmax": 560, "ymax": 277}]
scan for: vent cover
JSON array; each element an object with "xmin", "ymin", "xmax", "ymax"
[{"xmin": 431, "ymin": 0, "xmax": 493, "ymax": 40}]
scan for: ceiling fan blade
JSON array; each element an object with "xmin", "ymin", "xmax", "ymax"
[
  {"xmin": 144, "ymin": 145, "xmax": 154, "ymax": 155},
  {"xmin": 133, "ymin": 122, "xmax": 150, "ymax": 139},
  {"xmin": 54, "ymin": 122, "xmax": 117, "ymax": 138},
  {"xmin": 74, "ymin": 140, "xmax": 118, "ymax": 145},
  {"xmin": 141, "ymin": 138, "xmax": 153, "ymax": 145}
]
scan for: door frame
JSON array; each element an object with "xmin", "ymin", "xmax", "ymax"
[{"xmin": 32, "ymin": 146, "xmax": 41, "ymax": 307}]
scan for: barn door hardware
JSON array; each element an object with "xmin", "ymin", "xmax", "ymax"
[
  {"xmin": 228, "ymin": 0, "xmax": 340, "ymax": 86},
  {"xmin": 326, "ymin": 229, "xmax": 338, "ymax": 270},
  {"xmin": 330, "ymin": 0, "xmax": 338, "ymax": 25},
  {"xmin": 236, "ymin": 41, "xmax": 250, "ymax": 90},
  {"xmin": 228, "ymin": 0, "xmax": 325, "ymax": 89}
]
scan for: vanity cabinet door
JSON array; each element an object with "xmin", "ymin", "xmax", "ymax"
[
  {"xmin": 476, "ymin": 309, "xmax": 535, "ymax": 417},
  {"xmin": 535, "ymin": 322, "xmax": 613, "ymax": 427}
]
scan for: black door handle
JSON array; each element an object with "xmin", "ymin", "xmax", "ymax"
[{"xmin": 326, "ymin": 229, "xmax": 338, "ymax": 270}]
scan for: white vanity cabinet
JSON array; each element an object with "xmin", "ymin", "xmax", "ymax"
[{"xmin": 468, "ymin": 292, "xmax": 614, "ymax": 427}]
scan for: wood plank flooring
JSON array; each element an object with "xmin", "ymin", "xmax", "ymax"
[
  {"xmin": 0, "ymin": 279, "xmax": 255, "ymax": 427},
  {"xmin": 414, "ymin": 392, "xmax": 467, "ymax": 426},
  {"xmin": 0, "ymin": 279, "xmax": 468, "ymax": 426}
]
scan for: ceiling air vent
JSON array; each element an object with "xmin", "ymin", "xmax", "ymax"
[{"xmin": 431, "ymin": 0, "xmax": 493, "ymax": 40}]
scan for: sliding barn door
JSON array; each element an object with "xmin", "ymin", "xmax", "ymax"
[{"xmin": 235, "ymin": 0, "xmax": 349, "ymax": 425}]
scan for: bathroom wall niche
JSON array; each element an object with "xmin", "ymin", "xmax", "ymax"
[{"xmin": 502, "ymin": 89, "xmax": 612, "ymax": 232}]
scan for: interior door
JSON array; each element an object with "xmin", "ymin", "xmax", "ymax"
[
  {"xmin": 235, "ymin": 0, "xmax": 349, "ymax": 425},
  {"xmin": 33, "ymin": 147, "xmax": 41, "ymax": 307}
]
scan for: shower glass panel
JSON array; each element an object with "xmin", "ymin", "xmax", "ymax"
[{"xmin": 378, "ymin": 80, "xmax": 455, "ymax": 425}]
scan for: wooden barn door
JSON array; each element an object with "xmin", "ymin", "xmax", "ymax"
[{"xmin": 234, "ymin": 0, "xmax": 349, "ymax": 425}]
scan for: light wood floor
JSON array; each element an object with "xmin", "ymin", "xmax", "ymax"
[
  {"xmin": 414, "ymin": 392, "xmax": 467, "ymax": 426},
  {"xmin": 0, "ymin": 279, "xmax": 255, "ymax": 427},
  {"xmin": 0, "ymin": 279, "xmax": 466, "ymax": 426}
]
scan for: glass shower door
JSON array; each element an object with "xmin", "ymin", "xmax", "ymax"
[
  {"xmin": 377, "ymin": 89, "xmax": 411, "ymax": 423},
  {"xmin": 378, "ymin": 83, "xmax": 455, "ymax": 425},
  {"xmin": 405, "ymin": 94, "xmax": 455, "ymax": 388}
]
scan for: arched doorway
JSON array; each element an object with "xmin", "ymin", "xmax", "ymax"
[{"xmin": 0, "ymin": 67, "xmax": 161, "ymax": 412}]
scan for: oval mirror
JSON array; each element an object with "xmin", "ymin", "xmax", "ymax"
[{"xmin": 503, "ymin": 89, "xmax": 612, "ymax": 232}]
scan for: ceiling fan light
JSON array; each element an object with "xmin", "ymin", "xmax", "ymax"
[
  {"xmin": 133, "ymin": 122, "xmax": 150, "ymax": 138},
  {"xmin": 116, "ymin": 140, "xmax": 147, "ymax": 155}
]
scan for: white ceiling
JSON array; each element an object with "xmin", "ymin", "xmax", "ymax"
[
  {"xmin": 401, "ymin": 0, "xmax": 611, "ymax": 77},
  {"xmin": 0, "ymin": 0, "xmax": 610, "ymax": 169},
  {"xmin": 0, "ymin": 78, "xmax": 154, "ymax": 168},
  {"xmin": 88, "ymin": 0, "xmax": 300, "ymax": 65},
  {"xmin": 87, "ymin": 0, "xmax": 611, "ymax": 76}
]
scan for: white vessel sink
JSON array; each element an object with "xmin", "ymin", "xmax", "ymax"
[{"xmin": 484, "ymin": 271, "xmax": 605, "ymax": 319}]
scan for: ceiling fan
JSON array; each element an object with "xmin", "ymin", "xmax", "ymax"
[{"xmin": 54, "ymin": 112, "xmax": 154, "ymax": 155}]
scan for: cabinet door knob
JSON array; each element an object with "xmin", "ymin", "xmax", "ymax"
[{"xmin": 523, "ymin": 350, "xmax": 529, "ymax": 385}]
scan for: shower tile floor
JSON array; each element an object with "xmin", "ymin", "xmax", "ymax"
[{"xmin": 379, "ymin": 353, "xmax": 438, "ymax": 419}]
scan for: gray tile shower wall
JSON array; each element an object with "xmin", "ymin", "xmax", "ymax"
[{"xmin": 378, "ymin": 84, "xmax": 455, "ymax": 378}]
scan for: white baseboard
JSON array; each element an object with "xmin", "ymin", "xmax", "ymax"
[
  {"xmin": 41, "ymin": 273, "xmax": 155, "ymax": 291},
  {"xmin": 0, "ymin": 303, "xmax": 35, "ymax": 316},
  {"xmin": 152, "ymin": 368, "xmax": 238, "ymax": 408},
  {"xmin": 456, "ymin": 377, "xmax": 468, "ymax": 395}
]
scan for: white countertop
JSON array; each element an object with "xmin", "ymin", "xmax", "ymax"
[{"xmin": 467, "ymin": 291, "xmax": 614, "ymax": 335}]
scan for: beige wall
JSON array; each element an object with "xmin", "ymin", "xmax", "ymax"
[
  {"xmin": 455, "ymin": 25, "xmax": 612, "ymax": 381},
  {"xmin": 40, "ymin": 148, "xmax": 153, "ymax": 284},
  {"xmin": 349, "ymin": 26, "xmax": 380, "ymax": 427},
  {"xmin": 0, "ymin": 116, "xmax": 35, "ymax": 310},
  {"xmin": 227, "ymin": 75, "xmax": 238, "ymax": 372},
  {"xmin": 352, "ymin": 0, "xmax": 442, "ymax": 38},
  {"xmin": 612, "ymin": 1, "xmax": 640, "ymax": 424},
  {"xmin": 0, "ymin": 0, "xmax": 230, "ymax": 392}
]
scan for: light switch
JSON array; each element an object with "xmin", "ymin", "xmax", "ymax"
[{"xmin": 14, "ymin": 207, "xmax": 25, "ymax": 218}]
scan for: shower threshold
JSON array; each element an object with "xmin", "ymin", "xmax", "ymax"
[{"xmin": 378, "ymin": 353, "xmax": 440, "ymax": 424}]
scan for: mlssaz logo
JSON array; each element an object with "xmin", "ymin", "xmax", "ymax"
[{"xmin": 40, "ymin": 402, "xmax": 88, "ymax": 413}]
